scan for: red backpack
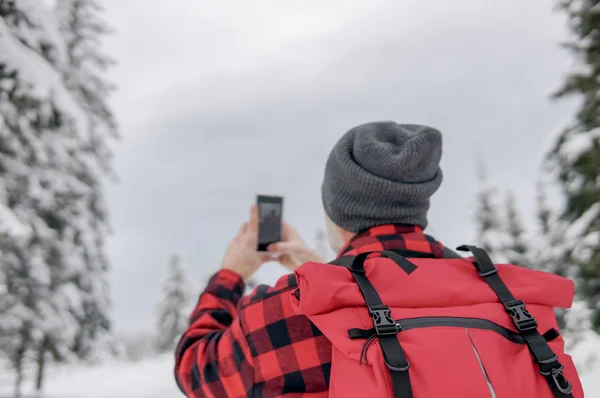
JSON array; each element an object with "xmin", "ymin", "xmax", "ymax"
[{"xmin": 291, "ymin": 245, "xmax": 584, "ymax": 398}]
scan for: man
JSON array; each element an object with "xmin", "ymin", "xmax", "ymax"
[{"xmin": 174, "ymin": 121, "xmax": 447, "ymax": 396}]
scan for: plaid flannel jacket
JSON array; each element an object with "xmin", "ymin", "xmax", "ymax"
[{"xmin": 175, "ymin": 224, "xmax": 446, "ymax": 397}]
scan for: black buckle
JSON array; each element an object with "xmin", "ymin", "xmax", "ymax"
[
  {"xmin": 369, "ymin": 305, "xmax": 400, "ymax": 336},
  {"xmin": 540, "ymin": 362, "xmax": 573, "ymax": 395},
  {"xmin": 504, "ymin": 300, "xmax": 538, "ymax": 331}
]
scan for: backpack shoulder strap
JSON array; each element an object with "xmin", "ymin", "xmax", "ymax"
[
  {"xmin": 442, "ymin": 247, "xmax": 462, "ymax": 258},
  {"xmin": 330, "ymin": 251, "xmax": 414, "ymax": 398},
  {"xmin": 457, "ymin": 245, "xmax": 573, "ymax": 398}
]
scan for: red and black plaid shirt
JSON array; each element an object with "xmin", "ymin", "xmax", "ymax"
[{"xmin": 174, "ymin": 224, "xmax": 445, "ymax": 397}]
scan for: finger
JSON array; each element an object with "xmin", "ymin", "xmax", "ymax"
[
  {"xmin": 281, "ymin": 220, "xmax": 302, "ymax": 242},
  {"xmin": 232, "ymin": 223, "xmax": 247, "ymax": 242},
  {"xmin": 267, "ymin": 241, "xmax": 303, "ymax": 254},
  {"xmin": 246, "ymin": 204, "xmax": 259, "ymax": 246},
  {"xmin": 280, "ymin": 220, "xmax": 293, "ymax": 239},
  {"xmin": 258, "ymin": 253, "xmax": 273, "ymax": 263}
]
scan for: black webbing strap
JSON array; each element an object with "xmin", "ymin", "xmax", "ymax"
[
  {"xmin": 331, "ymin": 251, "xmax": 413, "ymax": 397},
  {"xmin": 443, "ymin": 247, "xmax": 463, "ymax": 258},
  {"xmin": 329, "ymin": 250, "xmax": 419, "ymax": 275},
  {"xmin": 457, "ymin": 245, "xmax": 573, "ymax": 397},
  {"xmin": 350, "ymin": 266, "xmax": 413, "ymax": 398}
]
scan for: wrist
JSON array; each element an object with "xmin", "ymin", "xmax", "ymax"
[
  {"xmin": 221, "ymin": 265, "xmax": 252, "ymax": 281},
  {"xmin": 305, "ymin": 250, "xmax": 325, "ymax": 264}
]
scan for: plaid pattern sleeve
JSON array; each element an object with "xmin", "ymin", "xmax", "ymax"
[
  {"xmin": 239, "ymin": 274, "xmax": 331, "ymax": 397},
  {"xmin": 174, "ymin": 269, "xmax": 255, "ymax": 397},
  {"xmin": 174, "ymin": 270, "xmax": 331, "ymax": 397}
]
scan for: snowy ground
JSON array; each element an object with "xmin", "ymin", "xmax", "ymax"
[
  {"xmin": 0, "ymin": 354, "xmax": 179, "ymax": 398},
  {"xmin": 2, "ymin": 332, "xmax": 599, "ymax": 398}
]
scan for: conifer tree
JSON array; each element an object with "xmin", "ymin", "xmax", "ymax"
[
  {"xmin": 314, "ymin": 229, "xmax": 332, "ymax": 261},
  {"xmin": 550, "ymin": 0, "xmax": 600, "ymax": 332},
  {"xmin": 156, "ymin": 254, "xmax": 194, "ymax": 353},
  {"xmin": 503, "ymin": 191, "xmax": 532, "ymax": 268},
  {"xmin": 1, "ymin": 1, "xmax": 78, "ymax": 393},
  {"xmin": 55, "ymin": 0, "xmax": 118, "ymax": 360},
  {"xmin": 473, "ymin": 165, "xmax": 508, "ymax": 263},
  {"xmin": 1, "ymin": 0, "xmax": 117, "ymax": 393}
]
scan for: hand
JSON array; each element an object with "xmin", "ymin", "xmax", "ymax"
[
  {"xmin": 267, "ymin": 221, "xmax": 325, "ymax": 272},
  {"xmin": 221, "ymin": 205, "xmax": 271, "ymax": 281}
]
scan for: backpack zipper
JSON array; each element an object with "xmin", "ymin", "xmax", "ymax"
[{"xmin": 348, "ymin": 316, "xmax": 525, "ymax": 345}]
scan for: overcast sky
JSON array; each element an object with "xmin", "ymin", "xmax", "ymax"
[{"xmin": 99, "ymin": 0, "xmax": 576, "ymax": 333}]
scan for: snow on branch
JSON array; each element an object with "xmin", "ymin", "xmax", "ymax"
[{"xmin": 0, "ymin": 15, "xmax": 89, "ymax": 137}]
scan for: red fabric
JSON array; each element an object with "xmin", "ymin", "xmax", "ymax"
[
  {"xmin": 293, "ymin": 255, "xmax": 585, "ymax": 398},
  {"xmin": 174, "ymin": 224, "xmax": 442, "ymax": 397}
]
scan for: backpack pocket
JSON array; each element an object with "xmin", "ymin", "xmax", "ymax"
[{"xmin": 349, "ymin": 316, "xmax": 579, "ymax": 398}]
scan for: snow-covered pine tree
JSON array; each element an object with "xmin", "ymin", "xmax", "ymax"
[
  {"xmin": 533, "ymin": 181, "xmax": 571, "ymax": 329},
  {"xmin": 503, "ymin": 191, "xmax": 532, "ymax": 268},
  {"xmin": 55, "ymin": 0, "xmax": 118, "ymax": 169},
  {"xmin": 0, "ymin": 1, "xmax": 81, "ymax": 395},
  {"xmin": 54, "ymin": 0, "xmax": 117, "ymax": 361},
  {"xmin": 314, "ymin": 229, "xmax": 332, "ymax": 261},
  {"xmin": 550, "ymin": 0, "xmax": 600, "ymax": 333},
  {"xmin": 536, "ymin": 182, "xmax": 598, "ymax": 368},
  {"xmin": 536, "ymin": 181, "xmax": 553, "ymax": 241},
  {"xmin": 156, "ymin": 254, "xmax": 194, "ymax": 353},
  {"xmin": 534, "ymin": 181, "xmax": 572, "ymax": 278},
  {"xmin": 1, "ymin": 0, "xmax": 117, "ymax": 393},
  {"xmin": 473, "ymin": 164, "xmax": 508, "ymax": 263}
]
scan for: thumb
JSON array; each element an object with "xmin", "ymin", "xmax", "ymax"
[{"xmin": 281, "ymin": 220, "xmax": 303, "ymax": 241}]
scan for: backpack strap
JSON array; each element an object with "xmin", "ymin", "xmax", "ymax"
[
  {"xmin": 442, "ymin": 246, "xmax": 462, "ymax": 258},
  {"xmin": 325, "ymin": 247, "xmax": 458, "ymax": 398},
  {"xmin": 457, "ymin": 245, "xmax": 573, "ymax": 397},
  {"xmin": 330, "ymin": 250, "xmax": 419, "ymax": 275},
  {"xmin": 331, "ymin": 251, "xmax": 414, "ymax": 398}
]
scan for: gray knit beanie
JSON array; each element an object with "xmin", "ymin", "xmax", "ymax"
[{"xmin": 322, "ymin": 121, "xmax": 443, "ymax": 232}]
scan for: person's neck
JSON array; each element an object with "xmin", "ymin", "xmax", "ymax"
[{"xmin": 338, "ymin": 230, "xmax": 356, "ymax": 248}]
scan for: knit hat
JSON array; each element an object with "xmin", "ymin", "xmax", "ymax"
[{"xmin": 321, "ymin": 121, "xmax": 443, "ymax": 232}]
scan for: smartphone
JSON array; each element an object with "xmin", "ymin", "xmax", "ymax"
[{"xmin": 256, "ymin": 194, "xmax": 283, "ymax": 252}]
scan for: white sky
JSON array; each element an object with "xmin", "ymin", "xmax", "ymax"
[{"xmin": 98, "ymin": 0, "xmax": 577, "ymax": 333}]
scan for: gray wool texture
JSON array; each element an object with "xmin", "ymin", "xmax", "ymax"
[{"xmin": 322, "ymin": 121, "xmax": 443, "ymax": 232}]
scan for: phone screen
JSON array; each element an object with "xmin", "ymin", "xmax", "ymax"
[{"xmin": 257, "ymin": 195, "xmax": 283, "ymax": 251}]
